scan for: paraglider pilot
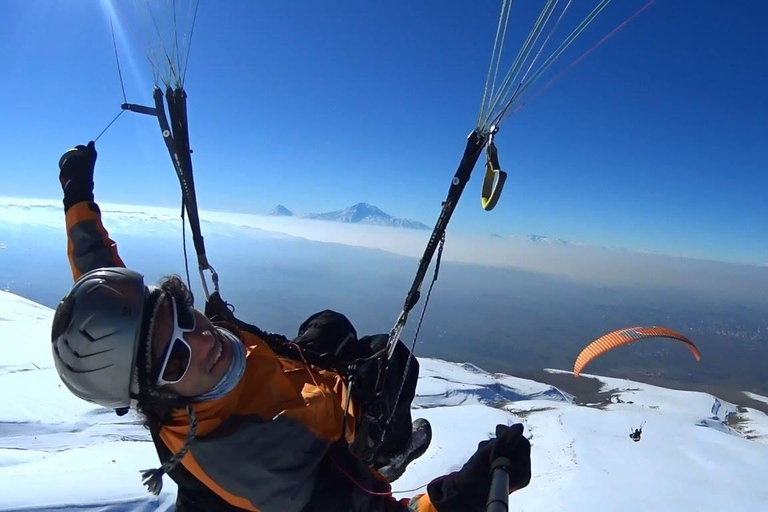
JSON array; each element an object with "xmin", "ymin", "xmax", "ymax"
[{"xmin": 51, "ymin": 141, "xmax": 532, "ymax": 511}]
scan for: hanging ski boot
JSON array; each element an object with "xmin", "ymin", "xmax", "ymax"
[{"xmin": 377, "ymin": 418, "xmax": 432, "ymax": 483}]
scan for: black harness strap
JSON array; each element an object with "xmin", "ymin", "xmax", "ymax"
[
  {"xmin": 383, "ymin": 130, "xmax": 488, "ymax": 364},
  {"xmin": 376, "ymin": 129, "xmax": 489, "ymax": 406},
  {"xmin": 123, "ymin": 87, "xmax": 219, "ymax": 298}
]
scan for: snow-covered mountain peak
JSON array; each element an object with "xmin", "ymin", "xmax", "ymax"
[
  {"xmin": 267, "ymin": 204, "xmax": 294, "ymax": 216},
  {"xmin": 302, "ymin": 203, "xmax": 429, "ymax": 230}
]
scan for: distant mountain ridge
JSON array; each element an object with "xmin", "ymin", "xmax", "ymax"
[
  {"xmin": 492, "ymin": 233, "xmax": 581, "ymax": 246},
  {"xmin": 301, "ymin": 202, "xmax": 429, "ymax": 230},
  {"xmin": 265, "ymin": 202, "xmax": 427, "ymax": 229},
  {"xmin": 525, "ymin": 234, "xmax": 571, "ymax": 245}
]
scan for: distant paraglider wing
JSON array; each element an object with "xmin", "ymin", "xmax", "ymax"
[{"xmin": 573, "ymin": 326, "xmax": 701, "ymax": 377}]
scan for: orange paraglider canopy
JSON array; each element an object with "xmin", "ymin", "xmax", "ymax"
[{"xmin": 573, "ymin": 326, "xmax": 701, "ymax": 377}]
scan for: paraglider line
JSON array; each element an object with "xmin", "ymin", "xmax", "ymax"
[
  {"xmin": 503, "ymin": 0, "xmax": 573, "ymax": 120},
  {"xmin": 383, "ymin": 232, "xmax": 445, "ymax": 432},
  {"xmin": 144, "ymin": 0, "xmax": 176, "ymax": 88},
  {"xmin": 180, "ymin": 201, "xmax": 192, "ymax": 289},
  {"xmin": 328, "ymin": 452, "xmax": 393, "ymax": 496},
  {"xmin": 286, "ymin": 341, "xmax": 329, "ymax": 402},
  {"xmin": 393, "ymin": 482, "xmax": 429, "ymax": 493},
  {"xmin": 511, "ymin": 0, "xmax": 658, "ymax": 116},
  {"xmin": 491, "ymin": 0, "xmax": 615, "ymax": 128},
  {"xmin": 492, "ymin": 0, "xmax": 562, "ymax": 120},
  {"xmin": 109, "ymin": 15, "xmax": 128, "ymax": 103},
  {"xmin": 482, "ymin": 0, "xmax": 575, "ymax": 131},
  {"xmin": 93, "ymin": 109, "xmax": 126, "ymax": 142},
  {"xmin": 182, "ymin": 0, "xmax": 201, "ymax": 85},
  {"xmin": 479, "ymin": 0, "xmax": 514, "ymax": 127}
]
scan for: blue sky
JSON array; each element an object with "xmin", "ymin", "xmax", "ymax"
[{"xmin": 1, "ymin": 1, "xmax": 766, "ymax": 265}]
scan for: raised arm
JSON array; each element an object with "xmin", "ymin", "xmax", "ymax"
[{"xmin": 58, "ymin": 141, "xmax": 125, "ymax": 280}]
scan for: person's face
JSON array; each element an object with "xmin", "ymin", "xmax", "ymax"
[{"xmin": 150, "ymin": 297, "xmax": 233, "ymax": 397}]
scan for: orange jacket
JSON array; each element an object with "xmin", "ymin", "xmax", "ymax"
[{"xmin": 64, "ymin": 201, "xmax": 439, "ymax": 512}]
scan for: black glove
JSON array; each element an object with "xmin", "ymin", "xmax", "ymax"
[
  {"xmin": 427, "ymin": 423, "xmax": 531, "ymax": 512},
  {"xmin": 59, "ymin": 141, "xmax": 97, "ymax": 213}
]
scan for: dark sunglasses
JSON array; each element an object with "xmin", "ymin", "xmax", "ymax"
[{"xmin": 156, "ymin": 297, "xmax": 196, "ymax": 387}]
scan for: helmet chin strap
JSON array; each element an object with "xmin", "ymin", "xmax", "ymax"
[{"xmin": 114, "ymin": 287, "xmax": 167, "ymax": 417}]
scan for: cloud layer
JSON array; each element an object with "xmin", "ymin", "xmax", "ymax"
[{"xmin": 2, "ymin": 198, "xmax": 766, "ymax": 304}]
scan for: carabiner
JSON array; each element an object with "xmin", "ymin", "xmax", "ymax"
[{"xmin": 198, "ymin": 264, "xmax": 221, "ymax": 300}]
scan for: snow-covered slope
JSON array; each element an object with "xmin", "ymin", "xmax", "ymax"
[
  {"xmin": 0, "ymin": 292, "xmax": 178, "ymax": 511},
  {"xmin": 1, "ymin": 290, "xmax": 766, "ymax": 511}
]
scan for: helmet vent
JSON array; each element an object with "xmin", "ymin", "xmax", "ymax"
[
  {"xmin": 80, "ymin": 329, "xmax": 96, "ymax": 343},
  {"xmin": 51, "ymin": 295, "xmax": 75, "ymax": 343}
]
